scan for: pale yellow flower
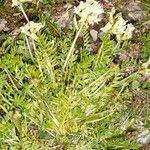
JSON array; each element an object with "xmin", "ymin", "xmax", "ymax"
[
  {"xmin": 111, "ymin": 14, "xmax": 127, "ymax": 35},
  {"xmin": 109, "ymin": 7, "xmax": 116, "ymax": 24},
  {"xmin": 20, "ymin": 21, "xmax": 44, "ymax": 40},
  {"xmin": 121, "ymin": 23, "xmax": 135, "ymax": 40},
  {"xmin": 100, "ymin": 22, "xmax": 112, "ymax": 33},
  {"xmin": 101, "ymin": 7, "xmax": 135, "ymax": 41},
  {"xmin": 74, "ymin": 0, "xmax": 104, "ymax": 26}
]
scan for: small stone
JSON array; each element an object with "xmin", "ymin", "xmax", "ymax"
[
  {"xmin": 127, "ymin": 2, "xmax": 142, "ymax": 11},
  {"xmin": 3, "ymin": 27, "xmax": 10, "ymax": 32},
  {"xmin": 137, "ymin": 130, "xmax": 150, "ymax": 145},
  {"xmin": 0, "ymin": 24, "xmax": 5, "ymax": 31},
  {"xmin": 88, "ymin": 42, "xmax": 100, "ymax": 53},
  {"xmin": 140, "ymin": 74, "xmax": 150, "ymax": 83},
  {"xmin": 128, "ymin": 12, "xmax": 147, "ymax": 21},
  {"xmin": 90, "ymin": 29, "xmax": 98, "ymax": 42},
  {"xmin": 57, "ymin": 12, "xmax": 69, "ymax": 29},
  {"xmin": 74, "ymin": 50, "xmax": 79, "ymax": 54},
  {"xmin": 0, "ymin": 19, "xmax": 7, "ymax": 24},
  {"xmin": 88, "ymin": 47, "xmax": 94, "ymax": 53},
  {"xmin": 119, "ymin": 54, "xmax": 129, "ymax": 62},
  {"xmin": 0, "ymin": 19, "xmax": 7, "ymax": 32},
  {"xmin": 126, "ymin": 0, "xmax": 147, "ymax": 21}
]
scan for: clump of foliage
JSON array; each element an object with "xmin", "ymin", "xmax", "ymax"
[{"xmin": 0, "ymin": 0, "xmax": 149, "ymax": 149}]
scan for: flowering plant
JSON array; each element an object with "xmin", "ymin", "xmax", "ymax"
[
  {"xmin": 20, "ymin": 21, "xmax": 44, "ymax": 40},
  {"xmin": 11, "ymin": 0, "xmax": 44, "ymax": 41},
  {"xmin": 101, "ymin": 7, "xmax": 135, "ymax": 41},
  {"xmin": 74, "ymin": 0, "xmax": 104, "ymax": 26}
]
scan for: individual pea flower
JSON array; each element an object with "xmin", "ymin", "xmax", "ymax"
[
  {"xmin": 121, "ymin": 23, "xmax": 135, "ymax": 40},
  {"xmin": 20, "ymin": 21, "xmax": 44, "ymax": 41},
  {"xmin": 12, "ymin": 0, "xmax": 32, "ymax": 7},
  {"xmin": 111, "ymin": 13, "xmax": 127, "ymax": 36},
  {"xmin": 101, "ymin": 7, "xmax": 135, "ymax": 41},
  {"xmin": 74, "ymin": 0, "xmax": 104, "ymax": 26}
]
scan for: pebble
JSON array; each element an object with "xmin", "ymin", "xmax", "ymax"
[
  {"xmin": 57, "ymin": 12, "xmax": 69, "ymax": 29},
  {"xmin": 126, "ymin": 0, "xmax": 147, "ymax": 21},
  {"xmin": 90, "ymin": 29, "xmax": 98, "ymax": 42},
  {"xmin": 0, "ymin": 19, "xmax": 7, "ymax": 32},
  {"xmin": 137, "ymin": 130, "xmax": 150, "ymax": 145}
]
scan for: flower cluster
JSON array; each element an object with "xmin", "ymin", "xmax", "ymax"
[
  {"xmin": 20, "ymin": 21, "xmax": 44, "ymax": 40},
  {"xmin": 101, "ymin": 7, "xmax": 135, "ymax": 41},
  {"xmin": 12, "ymin": 0, "xmax": 32, "ymax": 7},
  {"xmin": 11, "ymin": 0, "xmax": 44, "ymax": 41},
  {"xmin": 74, "ymin": 0, "xmax": 104, "ymax": 26}
]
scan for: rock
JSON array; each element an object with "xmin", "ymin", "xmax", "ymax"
[
  {"xmin": 126, "ymin": 0, "xmax": 147, "ymax": 21},
  {"xmin": 0, "ymin": 19, "xmax": 8, "ymax": 32},
  {"xmin": 88, "ymin": 42, "xmax": 100, "ymax": 53},
  {"xmin": 57, "ymin": 17, "xmax": 67, "ymax": 29},
  {"xmin": 57, "ymin": 12, "xmax": 69, "ymax": 29},
  {"xmin": 90, "ymin": 29, "xmax": 98, "ymax": 42},
  {"xmin": 140, "ymin": 74, "xmax": 150, "ymax": 83},
  {"xmin": 0, "ymin": 19, "xmax": 7, "ymax": 25},
  {"xmin": 88, "ymin": 47, "xmax": 94, "ymax": 53},
  {"xmin": 119, "ymin": 54, "xmax": 129, "ymax": 62},
  {"xmin": 127, "ymin": 1, "xmax": 142, "ymax": 11},
  {"xmin": 0, "ymin": 24, "xmax": 5, "ymax": 32},
  {"xmin": 137, "ymin": 130, "xmax": 150, "ymax": 145},
  {"xmin": 128, "ymin": 12, "xmax": 147, "ymax": 21}
]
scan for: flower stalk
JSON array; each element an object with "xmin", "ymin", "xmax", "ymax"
[
  {"xmin": 19, "ymin": 4, "xmax": 30, "ymax": 23},
  {"xmin": 63, "ymin": 21, "xmax": 85, "ymax": 70},
  {"xmin": 12, "ymin": 0, "xmax": 31, "ymax": 23},
  {"xmin": 25, "ymin": 35, "xmax": 33, "ymax": 60}
]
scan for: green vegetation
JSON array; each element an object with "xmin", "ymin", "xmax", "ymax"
[{"xmin": 0, "ymin": 0, "xmax": 149, "ymax": 149}]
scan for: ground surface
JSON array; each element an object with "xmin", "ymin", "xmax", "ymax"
[{"xmin": 0, "ymin": 0, "xmax": 150, "ymax": 149}]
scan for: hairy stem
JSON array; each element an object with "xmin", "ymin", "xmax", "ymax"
[{"xmin": 19, "ymin": 5, "xmax": 29, "ymax": 23}]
